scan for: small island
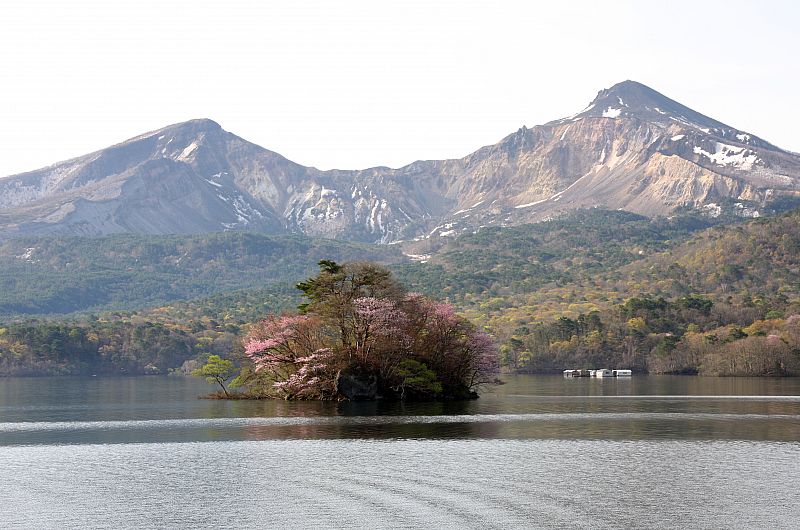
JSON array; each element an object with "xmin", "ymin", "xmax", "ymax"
[{"xmin": 203, "ymin": 260, "xmax": 498, "ymax": 401}]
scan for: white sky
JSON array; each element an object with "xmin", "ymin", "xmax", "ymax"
[{"xmin": 0, "ymin": 0, "xmax": 798, "ymax": 177}]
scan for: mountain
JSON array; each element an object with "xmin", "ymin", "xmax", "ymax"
[{"xmin": 2, "ymin": 81, "xmax": 799, "ymax": 242}]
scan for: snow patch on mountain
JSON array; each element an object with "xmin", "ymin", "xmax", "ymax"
[
  {"xmin": 515, "ymin": 199, "xmax": 548, "ymax": 209},
  {"xmin": 403, "ymin": 252, "xmax": 431, "ymax": 263},
  {"xmin": 453, "ymin": 199, "xmax": 485, "ymax": 216},
  {"xmin": 176, "ymin": 142, "xmax": 198, "ymax": 161},
  {"xmin": 428, "ymin": 222, "xmax": 458, "ymax": 237},
  {"xmin": 567, "ymin": 103, "xmax": 595, "ymax": 121},
  {"xmin": 693, "ymin": 142, "xmax": 759, "ymax": 170},
  {"xmin": 734, "ymin": 202, "xmax": 760, "ymax": 218},
  {"xmin": 15, "ymin": 247, "xmax": 39, "ymax": 263},
  {"xmin": 702, "ymin": 203, "xmax": 722, "ymax": 218},
  {"xmin": 515, "ymin": 168, "xmax": 600, "ymax": 210}
]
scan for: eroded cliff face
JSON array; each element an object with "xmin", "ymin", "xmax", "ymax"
[{"xmin": 1, "ymin": 81, "xmax": 799, "ymax": 242}]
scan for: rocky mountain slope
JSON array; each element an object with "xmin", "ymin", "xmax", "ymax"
[{"xmin": 2, "ymin": 81, "xmax": 799, "ymax": 243}]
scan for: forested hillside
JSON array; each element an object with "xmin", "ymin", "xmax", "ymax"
[
  {"xmin": 459, "ymin": 210, "xmax": 800, "ymax": 376},
  {"xmin": 3, "ymin": 208, "xmax": 800, "ymax": 377},
  {"xmin": 0, "ymin": 232, "xmax": 402, "ymax": 315},
  {"xmin": 394, "ymin": 208, "xmax": 718, "ymax": 303},
  {"xmin": 0, "ymin": 284, "xmax": 304, "ymax": 376}
]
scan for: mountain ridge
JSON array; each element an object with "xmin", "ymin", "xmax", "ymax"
[{"xmin": 2, "ymin": 81, "xmax": 799, "ymax": 243}]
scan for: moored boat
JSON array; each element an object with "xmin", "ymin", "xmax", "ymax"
[{"xmin": 563, "ymin": 368, "xmax": 633, "ymax": 378}]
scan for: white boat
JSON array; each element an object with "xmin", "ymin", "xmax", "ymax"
[{"xmin": 565, "ymin": 368, "xmax": 633, "ymax": 378}]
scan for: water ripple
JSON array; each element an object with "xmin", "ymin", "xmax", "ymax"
[{"xmin": 1, "ymin": 411, "xmax": 798, "ymax": 433}]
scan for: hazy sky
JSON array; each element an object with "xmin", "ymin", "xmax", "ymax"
[{"xmin": 1, "ymin": 0, "xmax": 797, "ymax": 177}]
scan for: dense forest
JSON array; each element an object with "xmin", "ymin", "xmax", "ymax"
[
  {"xmin": 455, "ymin": 210, "xmax": 800, "ymax": 376},
  {"xmin": 393, "ymin": 208, "xmax": 717, "ymax": 302},
  {"xmin": 2, "ymin": 206, "xmax": 800, "ymax": 377},
  {"xmin": 0, "ymin": 232, "xmax": 401, "ymax": 315}
]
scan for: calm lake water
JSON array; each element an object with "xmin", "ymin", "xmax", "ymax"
[{"xmin": 1, "ymin": 375, "xmax": 799, "ymax": 528}]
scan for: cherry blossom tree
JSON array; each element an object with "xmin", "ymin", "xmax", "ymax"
[{"xmin": 243, "ymin": 314, "xmax": 338, "ymax": 399}]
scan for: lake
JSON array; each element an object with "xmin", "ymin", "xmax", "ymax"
[{"xmin": 1, "ymin": 375, "xmax": 799, "ymax": 528}]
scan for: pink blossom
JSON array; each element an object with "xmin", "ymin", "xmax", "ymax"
[
  {"xmin": 354, "ymin": 297, "xmax": 408, "ymax": 335},
  {"xmin": 295, "ymin": 348, "xmax": 334, "ymax": 363},
  {"xmin": 468, "ymin": 330, "xmax": 498, "ymax": 357},
  {"xmin": 244, "ymin": 338, "xmax": 283, "ymax": 356},
  {"xmin": 425, "ymin": 301, "xmax": 462, "ymax": 330},
  {"xmin": 245, "ymin": 315, "xmax": 309, "ymax": 354},
  {"xmin": 433, "ymin": 303, "xmax": 456, "ymax": 321}
]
